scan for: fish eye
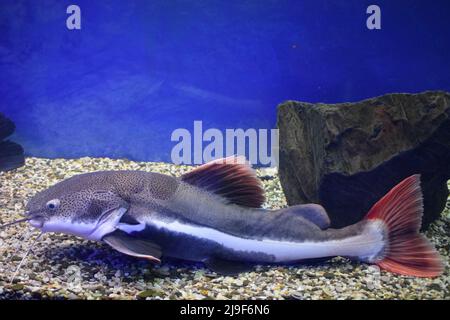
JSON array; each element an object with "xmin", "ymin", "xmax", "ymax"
[{"xmin": 46, "ymin": 199, "xmax": 60, "ymax": 210}]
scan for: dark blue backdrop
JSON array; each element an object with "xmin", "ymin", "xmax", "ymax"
[{"xmin": 1, "ymin": 0, "xmax": 449, "ymax": 162}]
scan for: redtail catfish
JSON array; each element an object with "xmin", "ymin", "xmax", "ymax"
[{"xmin": 2, "ymin": 156, "xmax": 443, "ymax": 277}]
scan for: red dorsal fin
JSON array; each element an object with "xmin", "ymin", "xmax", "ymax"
[{"xmin": 181, "ymin": 156, "xmax": 265, "ymax": 208}]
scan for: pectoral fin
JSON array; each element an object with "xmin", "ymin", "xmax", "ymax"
[
  {"xmin": 204, "ymin": 257, "xmax": 254, "ymax": 276},
  {"xmin": 103, "ymin": 230, "xmax": 162, "ymax": 263}
]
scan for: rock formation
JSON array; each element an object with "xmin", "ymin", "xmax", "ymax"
[{"xmin": 277, "ymin": 91, "xmax": 450, "ymax": 229}]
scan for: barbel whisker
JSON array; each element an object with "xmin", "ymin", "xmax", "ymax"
[
  {"xmin": 9, "ymin": 231, "xmax": 44, "ymax": 284},
  {"xmin": 0, "ymin": 217, "xmax": 33, "ymax": 229},
  {"xmin": 6, "ymin": 226, "xmax": 36, "ymax": 264}
]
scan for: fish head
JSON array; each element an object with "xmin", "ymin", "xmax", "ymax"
[{"xmin": 25, "ymin": 177, "xmax": 129, "ymax": 241}]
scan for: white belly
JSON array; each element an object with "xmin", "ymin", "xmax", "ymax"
[{"xmin": 146, "ymin": 218, "xmax": 385, "ymax": 262}]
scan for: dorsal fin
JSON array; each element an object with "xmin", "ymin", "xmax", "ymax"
[{"xmin": 181, "ymin": 156, "xmax": 265, "ymax": 208}]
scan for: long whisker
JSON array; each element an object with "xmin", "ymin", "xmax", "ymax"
[
  {"xmin": 0, "ymin": 217, "xmax": 32, "ymax": 229},
  {"xmin": 7, "ymin": 226, "xmax": 35, "ymax": 263},
  {"xmin": 9, "ymin": 231, "xmax": 44, "ymax": 284}
]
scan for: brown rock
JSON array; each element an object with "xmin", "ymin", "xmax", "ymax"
[{"xmin": 277, "ymin": 91, "xmax": 450, "ymax": 229}]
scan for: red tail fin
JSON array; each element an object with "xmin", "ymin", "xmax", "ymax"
[{"xmin": 365, "ymin": 175, "xmax": 443, "ymax": 277}]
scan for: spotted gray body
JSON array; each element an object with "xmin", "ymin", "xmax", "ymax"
[
  {"xmin": 10, "ymin": 159, "xmax": 442, "ymax": 278},
  {"xmin": 22, "ymin": 159, "xmax": 389, "ymax": 275}
]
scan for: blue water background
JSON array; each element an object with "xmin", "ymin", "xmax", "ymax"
[{"xmin": 1, "ymin": 0, "xmax": 449, "ymax": 163}]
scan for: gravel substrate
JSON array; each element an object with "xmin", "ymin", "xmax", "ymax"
[{"xmin": 0, "ymin": 157, "xmax": 449, "ymax": 300}]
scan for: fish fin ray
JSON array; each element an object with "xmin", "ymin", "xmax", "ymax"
[
  {"xmin": 365, "ymin": 174, "xmax": 443, "ymax": 277},
  {"xmin": 103, "ymin": 230, "xmax": 162, "ymax": 263},
  {"xmin": 181, "ymin": 156, "xmax": 265, "ymax": 208}
]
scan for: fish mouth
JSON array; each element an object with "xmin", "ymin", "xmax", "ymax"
[
  {"xmin": 28, "ymin": 215, "xmax": 45, "ymax": 229},
  {"xmin": 23, "ymin": 209, "xmax": 47, "ymax": 229}
]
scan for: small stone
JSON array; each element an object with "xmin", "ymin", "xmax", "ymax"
[
  {"xmin": 155, "ymin": 267, "xmax": 170, "ymax": 277},
  {"xmin": 290, "ymin": 293, "xmax": 304, "ymax": 300},
  {"xmin": 11, "ymin": 283, "xmax": 24, "ymax": 291},
  {"xmin": 67, "ymin": 293, "xmax": 80, "ymax": 300},
  {"xmin": 427, "ymin": 283, "xmax": 442, "ymax": 291},
  {"xmin": 137, "ymin": 289, "xmax": 162, "ymax": 299},
  {"xmin": 335, "ymin": 284, "xmax": 345, "ymax": 293}
]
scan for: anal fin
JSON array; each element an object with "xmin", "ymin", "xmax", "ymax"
[{"xmin": 103, "ymin": 230, "xmax": 162, "ymax": 263}]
